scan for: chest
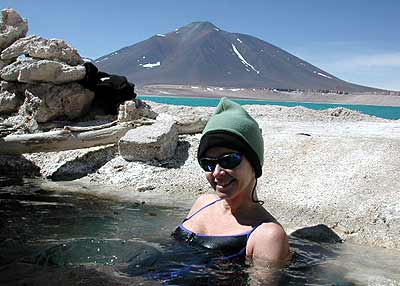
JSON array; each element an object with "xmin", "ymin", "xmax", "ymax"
[{"xmin": 182, "ymin": 208, "xmax": 254, "ymax": 236}]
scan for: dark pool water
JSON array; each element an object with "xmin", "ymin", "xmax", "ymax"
[{"xmin": 1, "ymin": 176, "xmax": 399, "ymax": 286}]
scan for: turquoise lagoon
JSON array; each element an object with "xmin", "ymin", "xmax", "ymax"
[{"xmin": 138, "ymin": 95, "xmax": 400, "ymax": 120}]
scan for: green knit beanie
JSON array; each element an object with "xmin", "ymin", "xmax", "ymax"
[{"xmin": 197, "ymin": 98, "xmax": 264, "ymax": 178}]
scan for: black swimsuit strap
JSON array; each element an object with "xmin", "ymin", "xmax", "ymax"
[{"xmin": 183, "ymin": 198, "xmax": 223, "ymax": 222}]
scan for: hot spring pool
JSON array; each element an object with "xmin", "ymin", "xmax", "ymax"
[{"xmin": 0, "ymin": 176, "xmax": 399, "ymax": 286}]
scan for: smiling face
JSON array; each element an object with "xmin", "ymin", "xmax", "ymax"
[{"xmin": 203, "ymin": 146, "xmax": 256, "ymax": 202}]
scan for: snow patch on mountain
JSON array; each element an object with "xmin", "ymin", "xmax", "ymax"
[
  {"xmin": 231, "ymin": 44, "xmax": 260, "ymax": 74},
  {"xmin": 317, "ymin": 72, "xmax": 332, "ymax": 79},
  {"xmin": 141, "ymin": 61, "xmax": 161, "ymax": 68}
]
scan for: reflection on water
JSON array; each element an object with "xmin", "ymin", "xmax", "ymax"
[{"xmin": 0, "ymin": 175, "xmax": 399, "ymax": 286}]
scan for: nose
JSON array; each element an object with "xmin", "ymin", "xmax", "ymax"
[{"xmin": 212, "ymin": 164, "xmax": 226, "ymax": 177}]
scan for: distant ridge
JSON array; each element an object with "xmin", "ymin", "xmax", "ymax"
[{"xmin": 95, "ymin": 21, "xmax": 383, "ymax": 92}]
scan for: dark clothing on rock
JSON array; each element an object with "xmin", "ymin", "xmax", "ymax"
[{"xmin": 79, "ymin": 62, "xmax": 136, "ymax": 115}]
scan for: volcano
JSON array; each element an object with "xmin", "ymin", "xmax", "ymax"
[{"xmin": 95, "ymin": 21, "xmax": 380, "ymax": 92}]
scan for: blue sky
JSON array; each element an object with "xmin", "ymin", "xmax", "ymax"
[{"xmin": 2, "ymin": 0, "xmax": 399, "ymax": 91}]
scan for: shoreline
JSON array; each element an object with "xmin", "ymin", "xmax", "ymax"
[
  {"xmin": 137, "ymin": 85, "xmax": 400, "ymax": 107},
  {"xmin": 138, "ymin": 93, "xmax": 400, "ymax": 108}
]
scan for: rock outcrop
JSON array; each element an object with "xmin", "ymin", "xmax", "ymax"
[
  {"xmin": 0, "ymin": 154, "xmax": 40, "ymax": 176},
  {"xmin": 19, "ymin": 83, "xmax": 94, "ymax": 122},
  {"xmin": 118, "ymin": 118, "xmax": 178, "ymax": 161},
  {"xmin": 0, "ymin": 8, "xmax": 28, "ymax": 51},
  {"xmin": 0, "ymin": 57, "xmax": 86, "ymax": 84},
  {"xmin": 24, "ymin": 145, "xmax": 117, "ymax": 180},
  {"xmin": 149, "ymin": 102, "xmax": 212, "ymax": 134},
  {"xmin": 290, "ymin": 224, "xmax": 343, "ymax": 243},
  {"xmin": 1, "ymin": 35, "xmax": 83, "ymax": 65},
  {"xmin": 0, "ymin": 8, "xmax": 93, "ymax": 125},
  {"xmin": 118, "ymin": 100, "xmax": 157, "ymax": 122}
]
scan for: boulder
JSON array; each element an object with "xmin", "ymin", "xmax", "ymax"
[
  {"xmin": 0, "ymin": 80, "xmax": 27, "ymax": 115},
  {"xmin": 118, "ymin": 99, "xmax": 158, "ymax": 122},
  {"xmin": 1, "ymin": 35, "xmax": 83, "ymax": 66},
  {"xmin": 148, "ymin": 102, "xmax": 211, "ymax": 134},
  {"xmin": 152, "ymin": 112, "xmax": 207, "ymax": 135},
  {"xmin": 0, "ymin": 90, "xmax": 22, "ymax": 114},
  {"xmin": 0, "ymin": 57, "xmax": 36, "ymax": 81},
  {"xmin": 118, "ymin": 119, "xmax": 178, "ymax": 161},
  {"xmin": 1, "ymin": 113, "xmax": 38, "ymax": 134},
  {"xmin": 290, "ymin": 224, "xmax": 343, "ymax": 243},
  {"xmin": 0, "ymin": 154, "xmax": 40, "ymax": 176},
  {"xmin": 174, "ymin": 114, "xmax": 208, "ymax": 134},
  {"xmin": 24, "ymin": 145, "xmax": 117, "ymax": 180},
  {"xmin": 0, "ymin": 57, "xmax": 86, "ymax": 84},
  {"xmin": 0, "ymin": 8, "xmax": 28, "ymax": 51},
  {"xmin": 18, "ymin": 82, "xmax": 94, "ymax": 123}
]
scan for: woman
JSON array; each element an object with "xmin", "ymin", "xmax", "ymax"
[{"xmin": 173, "ymin": 97, "xmax": 290, "ymax": 267}]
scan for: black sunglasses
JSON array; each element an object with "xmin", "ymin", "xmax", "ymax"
[{"xmin": 199, "ymin": 153, "xmax": 242, "ymax": 172}]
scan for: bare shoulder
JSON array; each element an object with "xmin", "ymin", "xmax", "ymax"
[
  {"xmin": 247, "ymin": 223, "xmax": 290, "ymax": 266},
  {"xmin": 186, "ymin": 194, "xmax": 218, "ymax": 217},
  {"xmin": 251, "ymin": 223, "xmax": 288, "ymax": 241}
]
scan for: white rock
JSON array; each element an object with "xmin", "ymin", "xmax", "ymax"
[
  {"xmin": 0, "ymin": 57, "xmax": 38, "ymax": 81},
  {"xmin": 0, "ymin": 57, "xmax": 86, "ymax": 84},
  {"xmin": 155, "ymin": 112, "xmax": 206, "ymax": 134},
  {"xmin": 117, "ymin": 99, "xmax": 157, "ymax": 122},
  {"xmin": 1, "ymin": 35, "xmax": 83, "ymax": 66},
  {"xmin": 148, "ymin": 102, "xmax": 211, "ymax": 134},
  {"xmin": 175, "ymin": 114, "xmax": 208, "ymax": 134},
  {"xmin": 118, "ymin": 119, "xmax": 178, "ymax": 161},
  {"xmin": 0, "ymin": 8, "xmax": 28, "ymax": 50},
  {"xmin": 18, "ymin": 59, "xmax": 86, "ymax": 84},
  {"xmin": 18, "ymin": 82, "xmax": 94, "ymax": 123},
  {"xmin": 24, "ymin": 145, "xmax": 117, "ymax": 180}
]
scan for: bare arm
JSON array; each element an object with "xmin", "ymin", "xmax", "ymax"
[
  {"xmin": 246, "ymin": 223, "xmax": 291, "ymax": 285},
  {"xmin": 247, "ymin": 223, "xmax": 291, "ymax": 266}
]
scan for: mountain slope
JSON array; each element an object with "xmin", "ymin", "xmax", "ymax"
[{"xmin": 95, "ymin": 22, "xmax": 380, "ymax": 92}]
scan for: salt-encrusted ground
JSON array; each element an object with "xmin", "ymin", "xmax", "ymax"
[{"xmin": 33, "ymin": 102, "xmax": 400, "ymax": 250}]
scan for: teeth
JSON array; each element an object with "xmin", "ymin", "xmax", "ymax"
[{"xmin": 215, "ymin": 180, "xmax": 233, "ymax": 187}]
